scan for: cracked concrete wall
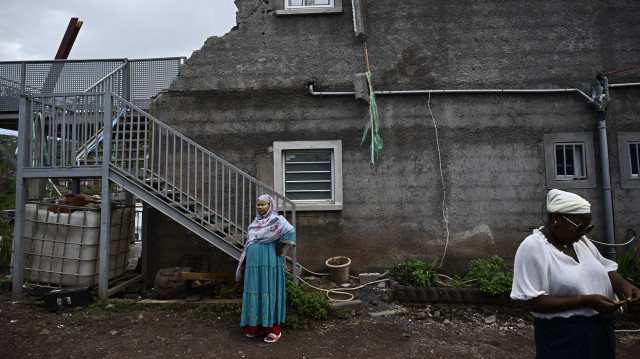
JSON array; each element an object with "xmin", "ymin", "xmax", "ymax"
[{"xmin": 150, "ymin": 0, "xmax": 640, "ymax": 276}]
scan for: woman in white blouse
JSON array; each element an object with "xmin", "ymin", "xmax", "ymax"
[{"xmin": 511, "ymin": 189, "xmax": 639, "ymax": 359}]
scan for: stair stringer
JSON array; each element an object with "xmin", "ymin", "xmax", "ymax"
[{"xmin": 108, "ymin": 166, "xmax": 242, "ymax": 261}]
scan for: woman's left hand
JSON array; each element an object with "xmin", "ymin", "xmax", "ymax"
[
  {"xmin": 609, "ymin": 271, "xmax": 640, "ymax": 304},
  {"xmin": 622, "ymin": 282, "xmax": 640, "ymax": 304},
  {"xmin": 276, "ymin": 243, "xmax": 286, "ymax": 256}
]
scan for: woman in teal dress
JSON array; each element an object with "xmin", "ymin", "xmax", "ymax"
[{"xmin": 235, "ymin": 194, "xmax": 295, "ymax": 343}]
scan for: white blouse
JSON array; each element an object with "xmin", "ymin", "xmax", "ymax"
[{"xmin": 510, "ymin": 228, "xmax": 618, "ymax": 319}]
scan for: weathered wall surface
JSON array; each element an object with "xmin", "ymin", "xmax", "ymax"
[
  {"xmin": 144, "ymin": 208, "xmax": 238, "ymax": 288},
  {"xmin": 150, "ymin": 0, "xmax": 640, "ymax": 275}
]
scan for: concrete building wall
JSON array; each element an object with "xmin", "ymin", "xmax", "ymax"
[{"xmin": 149, "ymin": 0, "xmax": 640, "ymax": 276}]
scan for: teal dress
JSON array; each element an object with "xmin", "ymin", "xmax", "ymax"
[{"xmin": 240, "ymin": 231, "xmax": 295, "ymax": 328}]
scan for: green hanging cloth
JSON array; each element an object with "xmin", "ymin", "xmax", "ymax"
[{"xmin": 360, "ymin": 45, "xmax": 383, "ymax": 164}]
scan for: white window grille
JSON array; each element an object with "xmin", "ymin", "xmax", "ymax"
[
  {"xmin": 554, "ymin": 142, "xmax": 587, "ymax": 179},
  {"xmin": 284, "ymin": 151, "xmax": 333, "ymax": 200},
  {"xmin": 274, "ymin": 140, "xmax": 343, "ymax": 211}
]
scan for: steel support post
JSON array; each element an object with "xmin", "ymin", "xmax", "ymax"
[
  {"xmin": 98, "ymin": 93, "xmax": 113, "ymax": 298},
  {"xmin": 12, "ymin": 96, "xmax": 31, "ymax": 299}
]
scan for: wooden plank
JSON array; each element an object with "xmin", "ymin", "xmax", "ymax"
[
  {"xmin": 177, "ymin": 272, "xmax": 235, "ymax": 281},
  {"xmin": 106, "ymin": 274, "xmax": 145, "ymax": 297}
]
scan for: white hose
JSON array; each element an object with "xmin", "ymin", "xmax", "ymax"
[{"xmin": 297, "ymin": 275, "xmax": 391, "ymax": 302}]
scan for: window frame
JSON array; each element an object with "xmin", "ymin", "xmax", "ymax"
[
  {"xmin": 273, "ymin": 140, "xmax": 343, "ymax": 211},
  {"xmin": 617, "ymin": 132, "xmax": 640, "ymax": 189},
  {"xmin": 553, "ymin": 142, "xmax": 587, "ymax": 180},
  {"xmin": 272, "ymin": 0, "xmax": 343, "ymax": 16},
  {"xmin": 544, "ymin": 133, "xmax": 596, "ymax": 189},
  {"xmin": 285, "ymin": 0, "xmax": 334, "ymax": 10}
]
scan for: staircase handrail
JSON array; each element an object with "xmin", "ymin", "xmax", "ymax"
[
  {"xmin": 83, "ymin": 60, "xmax": 128, "ymax": 94},
  {"xmin": 107, "ymin": 92, "xmax": 296, "ymax": 247},
  {"xmin": 75, "ymin": 107, "xmax": 126, "ymax": 164}
]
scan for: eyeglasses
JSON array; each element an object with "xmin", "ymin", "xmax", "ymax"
[{"xmin": 561, "ymin": 216, "xmax": 595, "ymax": 234}]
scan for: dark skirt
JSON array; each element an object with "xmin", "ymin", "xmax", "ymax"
[{"xmin": 534, "ymin": 314, "xmax": 615, "ymax": 359}]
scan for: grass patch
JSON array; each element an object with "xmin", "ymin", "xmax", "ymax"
[
  {"xmin": 86, "ymin": 298, "xmax": 148, "ymax": 316},
  {"xmin": 192, "ymin": 303, "xmax": 242, "ymax": 319}
]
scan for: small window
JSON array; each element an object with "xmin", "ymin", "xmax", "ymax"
[
  {"xmin": 273, "ymin": 0, "xmax": 342, "ymax": 15},
  {"xmin": 286, "ymin": 0, "xmax": 333, "ymax": 9},
  {"xmin": 554, "ymin": 142, "xmax": 587, "ymax": 179},
  {"xmin": 544, "ymin": 133, "xmax": 596, "ymax": 189},
  {"xmin": 617, "ymin": 132, "xmax": 640, "ymax": 188},
  {"xmin": 274, "ymin": 140, "xmax": 342, "ymax": 211}
]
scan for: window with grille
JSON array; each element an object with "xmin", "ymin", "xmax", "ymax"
[
  {"xmin": 617, "ymin": 133, "xmax": 640, "ymax": 188},
  {"xmin": 554, "ymin": 142, "xmax": 586, "ymax": 179},
  {"xmin": 286, "ymin": 0, "xmax": 333, "ymax": 9},
  {"xmin": 274, "ymin": 140, "xmax": 343, "ymax": 211},
  {"xmin": 284, "ymin": 151, "xmax": 333, "ymax": 200},
  {"xmin": 544, "ymin": 133, "xmax": 596, "ymax": 189},
  {"xmin": 273, "ymin": 0, "xmax": 342, "ymax": 15}
]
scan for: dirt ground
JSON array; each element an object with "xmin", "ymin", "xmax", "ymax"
[{"xmin": 1, "ymin": 281, "xmax": 639, "ymax": 359}]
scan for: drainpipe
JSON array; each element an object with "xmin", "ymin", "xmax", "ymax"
[
  {"xmin": 308, "ymin": 84, "xmax": 593, "ymax": 101},
  {"xmin": 588, "ymin": 76, "xmax": 617, "ymax": 260}
]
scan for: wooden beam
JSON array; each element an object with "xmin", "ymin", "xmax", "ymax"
[{"xmin": 55, "ymin": 17, "xmax": 83, "ymax": 59}]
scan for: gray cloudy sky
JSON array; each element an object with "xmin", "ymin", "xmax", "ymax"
[{"xmin": 0, "ymin": 0, "xmax": 237, "ymax": 61}]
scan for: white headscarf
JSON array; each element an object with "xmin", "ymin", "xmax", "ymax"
[{"xmin": 546, "ymin": 189, "xmax": 591, "ymax": 214}]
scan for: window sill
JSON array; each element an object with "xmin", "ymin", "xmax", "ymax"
[
  {"xmin": 282, "ymin": 202, "xmax": 342, "ymax": 211},
  {"xmin": 275, "ymin": 8, "xmax": 343, "ymax": 16}
]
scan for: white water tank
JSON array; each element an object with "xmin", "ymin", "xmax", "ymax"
[{"xmin": 23, "ymin": 203, "xmax": 134, "ymax": 287}]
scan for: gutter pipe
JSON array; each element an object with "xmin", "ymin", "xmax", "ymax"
[
  {"xmin": 309, "ymin": 81, "xmax": 640, "ymax": 259},
  {"xmin": 589, "ymin": 76, "xmax": 618, "ymax": 260},
  {"xmin": 595, "ymin": 108, "xmax": 617, "ymax": 260}
]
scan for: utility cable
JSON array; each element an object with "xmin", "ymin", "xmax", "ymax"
[
  {"xmin": 427, "ymin": 91, "xmax": 451, "ymax": 268},
  {"xmin": 589, "ymin": 232, "xmax": 636, "ymax": 247},
  {"xmin": 590, "ymin": 237, "xmax": 637, "ymax": 247}
]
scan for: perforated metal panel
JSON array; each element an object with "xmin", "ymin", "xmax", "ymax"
[
  {"xmin": 0, "ymin": 62, "xmax": 24, "ymax": 111},
  {"xmin": 130, "ymin": 58, "xmax": 182, "ymax": 108},
  {"xmin": 0, "ymin": 57, "xmax": 184, "ymax": 112}
]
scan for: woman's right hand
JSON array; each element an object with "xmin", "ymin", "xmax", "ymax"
[{"xmin": 582, "ymin": 294, "xmax": 621, "ymax": 314}]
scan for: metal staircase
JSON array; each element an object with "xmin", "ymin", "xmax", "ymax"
[{"xmin": 11, "ymin": 91, "xmax": 296, "ymax": 298}]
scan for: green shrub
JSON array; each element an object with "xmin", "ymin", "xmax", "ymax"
[
  {"xmin": 465, "ymin": 255, "xmax": 513, "ymax": 295},
  {"xmin": 617, "ymin": 244, "xmax": 640, "ymax": 288},
  {"xmin": 388, "ymin": 258, "xmax": 438, "ymax": 287},
  {"xmin": 437, "ymin": 273, "xmax": 470, "ymax": 288},
  {"xmin": 285, "ymin": 279, "xmax": 331, "ymax": 329}
]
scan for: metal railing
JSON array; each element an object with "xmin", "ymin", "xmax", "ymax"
[
  {"xmin": 0, "ymin": 57, "xmax": 185, "ymax": 112},
  {"xmin": 21, "ymin": 91, "xmax": 296, "ymax": 257}
]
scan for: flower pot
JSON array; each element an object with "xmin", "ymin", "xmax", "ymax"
[{"xmin": 325, "ymin": 256, "xmax": 351, "ymax": 284}]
